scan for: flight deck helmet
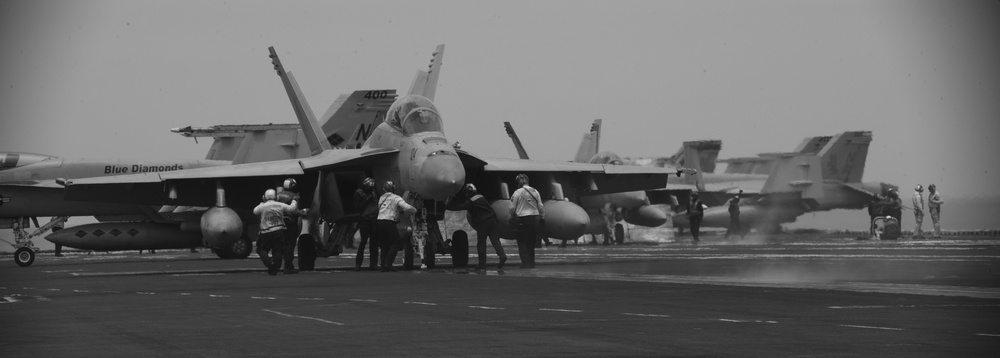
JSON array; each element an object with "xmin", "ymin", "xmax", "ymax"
[
  {"xmin": 515, "ymin": 174, "xmax": 529, "ymax": 187},
  {"xmin": 283, "ymin": 178, "xmax": 297, "ymax": 191},
  {"xmin": 464, "ymin": 183, "xmax": 477, "ymax": 195},
  {"xmin": 263, "ymin": 189, "xmax": 277, "ymax": 201},
  {"xmin": 383, "ymin": 181, "xmax": 396, "ymax": 194},
  {"xmin": 915, "ymin": 184, "xmax": 923, "ymax": 192}
]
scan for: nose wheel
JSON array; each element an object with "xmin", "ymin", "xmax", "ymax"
[{"xmin": 14, "ymin": 247, "xmax": 35, "ymax": 267}]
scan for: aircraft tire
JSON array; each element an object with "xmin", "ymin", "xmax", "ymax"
[
  {"xmin": 614, "ymin": 224, "xmax": 625, "ymax": 245},
  {"xmin": 451, "ymin": 230, "xmax": 468, "ymax": 268},
  {"xmin": 423, "ymin": 240, "xmax": 436, "ymax": 269},
  {"xmin": 298, "ymin": 234, "xmax": 317, "ymax": 271},
  {"xmin": 403, "ymin": 240, "xmax": 414, "ymax": 270},
  {"xmin": 15, "ymin": 247, "xmax": 35, "ymax": 267},
  {"xmin": 229, "ymin": 236, "xmax": 253, "ymax": 259}
]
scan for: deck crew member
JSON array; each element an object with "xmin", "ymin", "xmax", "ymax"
[
  {"xmin": 688, "ymin": 193, "xmax": 705, "ymax": 243},
  {"xmin": 354, "ymin": 178, "xmax": 379, "ymax": 271},
  {"xmin": 276, "ymin": 178, "xmax": 302, "ymax": 274},
  {"xmin": 253, "ymin": 189, "xmax": 301, "ymax": 276},
  {"xmin": 724, "ymin": 195, "xmax": 743, "ymax": 239},
  {"xmin": 912, "ymin": 185, "xmax": 925, "ymax": 237},
  {"xmin": 928, "ymin": 184, "xmax": 943, "ymax": 238},
  {"xmin": 446, "ymin": 183, "xmax": 508, "ymax": 270},
  {"xmin": 376, "ymin": 181, "xmax": 416, "ymax": 272},
  {"xmin": 510, "ymin": 174, "xmax": 544, "ymax": 269}
]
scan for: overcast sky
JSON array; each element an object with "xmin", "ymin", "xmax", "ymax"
[{"xmin": 2, "ymin": 0, "xmax": 998, "ymax": 199}]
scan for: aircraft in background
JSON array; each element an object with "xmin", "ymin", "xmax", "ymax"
[
  {"xmin": 0, "ymin": 152, "xmax": 230, "ymax": 266},
  {"xmin": 666, "ymin": 131, "xmax": 897, "ymax": 233},
  {"xmin": 539, "ymin": 120, "xmax": 896, "ymax": 233},
  {"xmin": 61, "ymin": 45, "xmax": 676, "ymax": 268},
  {"xmin": 503, "ymin": 119, "xmax": 677, "ymax": 245}
]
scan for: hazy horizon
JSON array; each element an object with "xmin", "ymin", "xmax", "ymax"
[{"xmin": 2, "ymin": 1, "xmax": 998, "ymax": 245}]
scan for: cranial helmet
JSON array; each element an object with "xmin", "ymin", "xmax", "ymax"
[
  {"xmin": 361, "ymin": 177, "xmax": 374, "ymax": 189},
  {"xmin": 915, "ymin": 184, "xmax": 923, "ymax": 192},
  {"xmin": 283, "ymin": 178, "xmax": 297, "ymax": 190},
  {"xmin": 515, "ymin": 174, "xmax": 529, "ymax": 186},
  {"xmin": 383, "ymin": 181, "xmax": 396, "ymax": 193},
  {"xmin": 264, "ymin": 189, "xmax": 277, "ymax": 201},
  {"xmin": 465, "ymin": 183, "xmax": 477, "ymax": 195},
  {"xmin": 928, "ymin": 184, "xmax": 936, "ymax": 191}
]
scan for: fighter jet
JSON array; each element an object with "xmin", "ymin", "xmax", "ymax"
[
  {"xmin": 0, "ymin": 152, "xmax": 231, "ymax": 266},
  {"xmin": 61, "ymin": 45, "xmax": 676, "ymax": 268},
  {"xmin": 3, "ymin": 91, "xmax": 399, "ymax": 267},
  {"xmin": 536, "ymin": 120, "xmax": 895, "ymax": 234},
  {"xmin": 503, "ymin": 120, "xmax": 676, "ymax": 245},
  {"xmin": 669, "ymin": 131, "xmax": 897, "ymax": 233}
]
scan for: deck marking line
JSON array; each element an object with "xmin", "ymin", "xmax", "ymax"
[
  {"xmin": 975, "ymin": 333, "xmax": 1000, "ymax": 337},
  {"xmin": 839, "ymin": 324, "xmax": 904, "ymax": 331},
  {"xmin": 405, "ymin": 301, "xmax": 437, "ymax": 306},
  {"xmin": 252, "ymin": 297, "xmax": 277, "ymax": 300},
  {"xmin": 32, "ymin": 295, "xmax": 51, "ymax": 302},
  {"xmin": 540, "ymin": 308, "xmax": 583, "ymax": 313},
  {"xmin": 469, "ymin": 306, "xmax": 505, "ymax": 310},
  {"xmin": 263, "ymin": 309, "xmax": 345, "ymax": 326},
  {"xmin": 623, "ymin": 313, "xmax": 670, "ymax": 318}
]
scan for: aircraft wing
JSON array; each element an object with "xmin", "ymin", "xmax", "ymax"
[
  {"xmin": 0, "ymin": 179, "xmax": 66, "ymax": 189},
  {"xmin": 465, "ymin": 155, "xmax": 676, "ymax": 197},
  {"xmin": 64, "ymin": 148, "xmax": 398, "ymax": 207}
]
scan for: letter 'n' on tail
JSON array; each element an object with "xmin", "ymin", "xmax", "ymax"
[
  {"xmin": 407, "ymin": 44, "xmax": 445, "ymax": 101},
  {"xmin": 816, "ymin": 131, "xmax": 872, "ymax": 183},
  {"xmin": 268, "ymin": 46, "xmax": 332, "ymax": 156}
]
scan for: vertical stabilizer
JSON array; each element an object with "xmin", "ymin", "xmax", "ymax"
[
  {"xmin": 407, "ymin": 44, "xmax": 445, "ymax": 101},
  {"xmin": 816, "ymin": 131, "xmax": 871, "ymax": 183},
  {"xmin": 679, "ymin": 142, "xmax": 709, "ymax": 191},
  {"xmin": 761, "ymin": 154, "xmax": 824, "ymax": 199},
  {"xmin": 268, "ymin": 46, "xmax": 332, "ymax": 156},
  {"xmin": 319, "ymin": 90, "xmax": 397, "ymax": 149},
  {"xmin": 573, "ymin": 119, "xmax": 601, "ymax": 163},
  {"xmin": 504, "ymin": 122, "xmax": 531, "ymax": 160},
  {"xmin": 793, "ymin": 135, "xmax": 832, "ymax": 155}
]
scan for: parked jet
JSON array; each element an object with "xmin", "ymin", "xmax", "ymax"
[
  {"xmin": 61, "ymin": 45, "xmax": 676, "ymax": 268},
  {"xmin": 671, "ymin": 131, "xmax": 897, "ymax": 233},
  {"xmin": 503, "ymin": 120, "xmax": 675, "ymax": 244},
  {"xmin": 4, "ymin": 92, "xmax": 398, "ymax": 267},
  {"xmin": 0, "ymin": 152, "xmax": 230, "ymax": 266},
  {"xmin": 542, "ymin": 120, "xmax": 895, "ymax": 233}
]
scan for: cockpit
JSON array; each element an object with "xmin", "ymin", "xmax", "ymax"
[
  {"xmin": 386, "ymin": 95, "xmax": 444, "ymax": 135},
  {"xmin": 0, "ymin": 152, "xmax": 55, "ymax": 171}
]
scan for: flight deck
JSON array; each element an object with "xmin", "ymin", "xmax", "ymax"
[{"xmin": 2, "ymin": 233, "xmax": 997, "ymax": 357}]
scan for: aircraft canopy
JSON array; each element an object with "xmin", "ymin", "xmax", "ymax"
[{"xmin": 386, "ymin": 95, "xmax": 443, "ymax": 135}]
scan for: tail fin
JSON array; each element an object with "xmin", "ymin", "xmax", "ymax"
[
  {"xmin": 761, "ymin": 153, "xmax": 824, "ymax": 199},
  {"xmin": 816, "ymin": 131, "xmax": 871, "ymax": 182},
  {"xmin": 319, "ymin": 90, "xmax": 398, "ymax": 149},
  {"xmin": 793, "ymin": 135, "xmax": 832, "ymax": 154},
  {"xmin": 665, "ymin": 140, "xmax": 721, "ymax": 173},
  {"xmin": 504, "ymin": 122, "xmax": 531, "ymax": 159},
  {"xmin": 407, "ymin": 44, "xmax": 445, "ymax": 101},
  {"xmin": 268, "ymin": 46, "xmax": 331, "ymax": 156},
  {"xmin": 573, "ymin": 119, "xmax": 601, "ymax": 163}
]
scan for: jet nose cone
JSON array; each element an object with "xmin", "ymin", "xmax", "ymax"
[{"xmin": 419, "ymin": 154, "xmax": 465, "ymax": 200}]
